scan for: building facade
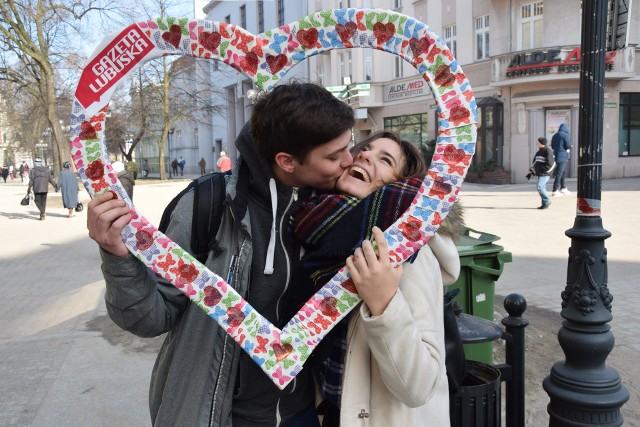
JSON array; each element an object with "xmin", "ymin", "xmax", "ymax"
[
  {"xmin": 202, "ymin": 0, "xmax": 310, "ymax": 168},
  {"xmin": 194, "ymin": 0, "xmax": 639, "ymax": 183}
]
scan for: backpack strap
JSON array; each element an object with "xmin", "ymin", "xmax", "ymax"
[
  {"xmin": 192, "ymin": 172, "xmax": 227, "ymax": 262},
  {"xmin": 159, "ymin": 180, "xmax": 197, "ymax": 234},
  {"xmin": 158, "ymin": 172, "xmax": 228, "ymax": 264}
]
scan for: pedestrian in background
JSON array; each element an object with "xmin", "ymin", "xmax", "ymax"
[
  {"xmin": 58, "ymin": 161, "xmax": 79, "ymax": 218},
  {"xmin": 551, "ymin": 123, "xmax": 572, "ymax": 197},
  {"xmin": 528, "ymin": 137, "xmax": 556, "ymax": 209},
  {"xmin": 216, "ymin": 150, "xmax": 231, "ymax": 173},
  {"xmin": 171, "ymin": 158, "xmax": 178, "ymax": 176},
  {"xmin": 112, "ymin": 161, "xmax": 135, "ymax": 200},
  {"xmin": 28, "ymin": 157, "xmax": 58, "ymax": 220},
  {"xmin": 9, "ymin": 165, "xmax": 14, "ymax": 180},
  {"xmin": 20, "ymin": 162, "xmax": 29, "ymax": 185},
  {"xmin": 198, "ymin": 157, "xmax": 206, "ymax": 175},
  {"xmin": 178, "ymin": 156, "xmax": 185, "ymax": 176},
  {"xmin": 143, "ymin": 159, "xmax": 150, "ymax": 178},
  {"xmin": 1, "ymin": 166, "xmax": 8, "ymax": 183}
]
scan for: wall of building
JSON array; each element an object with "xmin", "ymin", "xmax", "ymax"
[
  {"xmin": 187, "ymin": 0, "xmax": 640, "ymax": 183},
  {"xmin": 203, "ymin": 0, "xmax": 309, "ymax": 167}
]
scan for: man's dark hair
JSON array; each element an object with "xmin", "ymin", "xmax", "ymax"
[
  {"xmin": 351, "ymin": 130, "xmax": 427, "ymax": 178},
  {"xmin": 250, "ymin": 82, "xmax": 354, "ymax": 164},
  {"xmin": 538, "ymin": 137, "xmax": 548, "ymax": 145}
]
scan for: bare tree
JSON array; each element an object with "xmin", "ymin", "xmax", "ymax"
[
  {"xmin": 0, "ymin": 0, "xmax": 126, "ymax": 177},
  {"xmin": 130, "ymin": 53, "xmax": 225, "ymax": 180}
]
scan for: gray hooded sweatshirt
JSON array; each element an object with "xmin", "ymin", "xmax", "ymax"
[{"xmin": 101, "ymin": 124, "xmax": 313, "ymax": 426}]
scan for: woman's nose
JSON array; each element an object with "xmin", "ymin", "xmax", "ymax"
[{"xmin": 357, "ymin": 151, "xmax": 372, "ymax": 163}]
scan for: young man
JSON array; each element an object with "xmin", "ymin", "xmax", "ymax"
[
  {"xmin": 86, "ymin": 82, "xmax": 354, "ymax": 427},
  {"xmin": 528, "ymin": 137, "xmax": 556, "ymax": 209},
  {"xmin": 551, "ymin": 123, "xmax": 572, "ymax": 196}
]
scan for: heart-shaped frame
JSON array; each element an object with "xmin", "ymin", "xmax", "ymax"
[{"xmin": 72, "ymin": 9, "xmax": 477, "ymax": 389}]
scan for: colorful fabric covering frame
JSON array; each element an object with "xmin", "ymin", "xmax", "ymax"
[{"xmin": 71, "ymin": 9, "xmax": 477, "ymax": 389}]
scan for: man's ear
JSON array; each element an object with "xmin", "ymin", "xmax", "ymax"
[{"xmin": 274, "ymin": 152, "xmax": 296, "ymax": 173}]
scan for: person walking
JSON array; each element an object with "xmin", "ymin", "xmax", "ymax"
[
  {"xmin": 178, "ymin": 156, "xmax": 185, "ymax": 176},
  {"xmin": 216, "ymin": 150, "xmax": 231, "ymax": 173},
  {"xmin": 1, "ymin": 166, "xmax": 8, "ymax": 183},
  {"xmin": 58, "ymin": 161, "xmax": 79, "ymax": 218},
  {"xmin": 28, "ymin": 158, "xmax": 58, "ymax": 220},
  {"xmin": 551, "ymin": 123, "xmax": 572, "ymax": 196},
  {"xmin": 143, "ymin": 159, "xmax": 150, "ymax": 178},
  {"xmin": 528, "ymin": 137, "xmax": 556, "ymax": 209},
  {"xmin": 171, "ymin": 158, "xmax": 178, "ymax": 176},
  {"xmin": 20, "ymin": 162, "xmax": 30, "ymax": 185},
  {"xmin": 112, "ymin": 161, "xmax": 135, "ymax": 200},
  {"xmin": 198, "ymin": 157, "xmax": 206, "ymax": 175}
]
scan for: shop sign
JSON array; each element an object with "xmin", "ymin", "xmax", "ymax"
[
  {"xmin": 384, "ymin": 78, "xmax": 426, "ymax": 101},
  {"xmin": 506, "ymin": 48, "xmax": 617, "ymax": 78},
  {"xmin": 604, "ymin": 102, "xmax": 617, "ymax": 108}
]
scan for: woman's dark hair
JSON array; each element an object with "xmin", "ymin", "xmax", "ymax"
[
  {"xmin": 351, "ymin": 130, "xmax": 427, "ymax": 179},
  {"xmin": 251, "ymin": 81, "xmax": 354, "ymax": 164}
]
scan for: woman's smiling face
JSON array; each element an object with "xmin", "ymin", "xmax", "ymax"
[{"xmin": 336, "ymin": 137, "xmax": 406, "ymax": 199}]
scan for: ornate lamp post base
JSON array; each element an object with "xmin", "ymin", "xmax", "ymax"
[{"xmin": 543, "ymin": 217, "xmax": 629, "ymax": 426}]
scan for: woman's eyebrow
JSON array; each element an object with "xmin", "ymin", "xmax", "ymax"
[{"xmin": 379, "ymin": 149, "xmax": 398, "ymax": 166}]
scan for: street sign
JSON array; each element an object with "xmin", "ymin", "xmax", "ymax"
[
  {"xmin": 354, "ymin": 84, "xmax": 370, "ymax": 90},
  {"xmin": 36, "ymin": 143, "xmax": 48, "ymax": 148},
  {"xmin": 326, "ymin": 85, "xmax": 346, "ymax": 93},
  {"xmin": 607, "ymin": 0, "xmax": 632, "ymax": 51}
]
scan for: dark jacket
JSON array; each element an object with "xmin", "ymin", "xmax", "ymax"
[
  {"xmin": 100, "ymin": 124, "xmax": 312, "ymax": 426},
  {"xmin": 28, "ymin": 166, "xmax": 57, "ymax": 193},
  {"xmin": 117, "ymin": 170, "xmax": 135, "ymax": 200},
  {"xmin": 551, "ymin": 123, "xmax": 572, "ymax": 163},
  {"xmin": 532, "ymin": 145, "xmax": 556, "ymax": 176}
]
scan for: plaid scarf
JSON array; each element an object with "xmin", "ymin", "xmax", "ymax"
[{"xmin": 289, "ymin": 175, "xmax": 424, "ymax": 406}]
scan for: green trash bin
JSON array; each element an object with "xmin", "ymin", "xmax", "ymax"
[{"xmin": 448, "ymin": 228, "xmax": 512, "ymax": 364}]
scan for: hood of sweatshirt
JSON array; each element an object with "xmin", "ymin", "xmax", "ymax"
[
  {"xmin": 226, "ymin": 120, "xmax": 300, "ymax": 284},
  {"xmin": 558, "ymin": 123, "xmax": 569, "ymax": 134}
]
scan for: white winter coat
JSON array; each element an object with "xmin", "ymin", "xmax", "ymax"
[{"xmin": 338, "ymin": 233, "xmax": 460, "ymax": 427}]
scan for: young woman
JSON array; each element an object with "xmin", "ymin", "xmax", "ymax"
[{"xmin": 288, "ymin": 130, "xmax": 464, "ymax": 427}]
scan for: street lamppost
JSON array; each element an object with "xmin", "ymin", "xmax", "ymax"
[{"xmin": 543, "ymin": 1, "xmax": 629, "ymax": 424}]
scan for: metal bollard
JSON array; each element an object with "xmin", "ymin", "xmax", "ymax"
[{"xmin": 499, "ymin": 294, "xmax": 528, "ymax": 427}]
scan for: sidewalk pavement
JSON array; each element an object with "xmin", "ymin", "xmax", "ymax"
[
  {"xmin": 0, "ymin": 175, "xmax": 638, "ymax": 426},
  {"xmin": 459, "ymin": 177, "xmax": 639, "ymax": 426}
]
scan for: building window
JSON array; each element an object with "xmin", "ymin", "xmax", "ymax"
[
  {"xmin": 520, "ymin": 1, "xmax": 543, "ymax": 50},
  {"xmin": 316, "ymin": 65, "xmax": 324, "ymax": 86},
  {"xmin": 194, "ymin": 127, "xmax": 199, "ymax": 147},
  {"xmin": 394, "ymin": 56, "xmax": 403, "ymax": 78},
  {"xmin": 277, "ymin": 0, "xmax": 285, "ymax": 27},
  {"xmin": 444, "ymin": 25, "xmax": 457, "ymax": 57},
  {"xmin": 619, "ymin": 93, "xmax": 640, "ymax": 156},
  {"xmin": 364, "ymin": 50, "xmax": 372, "ymax": 81},
  {"xmin": 338, "ymin": 52, "xmax": 352, "ymax": 84},
  {"xmin": 393, "ymin": 0, "xmax": 402, "ymax": 9},
  {"xmin": 257, "ymin": 0, "xmax": 264, "ymax": 33},
  {"xmin": 240, "ymin": 5, "xmax": 246, "ymax": 29},
  {"xmin": 475, "ymin": 15, "xmax": 490, "ymax": 60},
  {"xmin": 384, "ymin": 113, "xmax": 430, "ymax": 152},
  {"xmin": 225, "ymin": 15, "xmax": 230, "ymax": 24},
  {"xmin": 475, "ymin": 97, "xmax": 504, "ymax": 168}
]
